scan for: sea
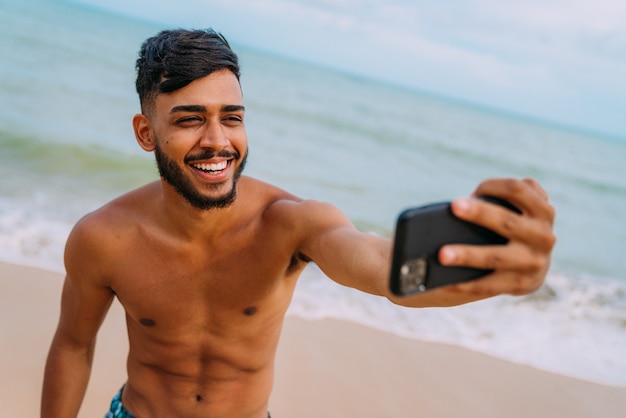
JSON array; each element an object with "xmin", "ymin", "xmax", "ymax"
[{"xmin": 1, "ymin": 0, "xmax": 625, "ymax": 387}]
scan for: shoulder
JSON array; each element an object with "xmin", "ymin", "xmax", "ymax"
[
  {"xmin": 266, "ymin": 198, "xmax": 351, "ymax": 228},
  {"xmin": 237, "ymin": 177, "xmax": 350, "ymax": 227},
  {"xmin": 238, "ymin": 176, "xmax": 353, "ymax": 241},
  {"xmin": 69, "ymin": 182, "xmax": 158, "ymax": 237},
  {"xmin": 64, "ymin": 182, "xmax": 160, "ymax": 279}
]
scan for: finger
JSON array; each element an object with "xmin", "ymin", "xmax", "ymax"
[
  {"xmin": 439, "ymin": 243, "xmax": 543, "ymax": 272},
  {"xmin": 450, "ymin": 198, "xmax": 555, "ymax": 247},
  {"xmin": 521, "ymin": 178, "xmax": 549, "ymax": 201},
  {"xmin": 450, "ymin": 197, "xmax": 521, "ymax": 241},
  {"xmin": 471, "ymin": 178, "xmax": 555, "ymax": 222}
]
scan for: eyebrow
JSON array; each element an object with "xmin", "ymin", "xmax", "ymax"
[
  {"xmin": 223, "ymin": 105, "xmax": 245, "ymax": 112},
  {"xmin": 169, "ymin": 104, "xmax": 245, "ymax": 114}
]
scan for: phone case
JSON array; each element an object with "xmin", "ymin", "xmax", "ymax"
[{"xmin": 389, "ymin": 197, "xmax": 519, "ymax": 296}]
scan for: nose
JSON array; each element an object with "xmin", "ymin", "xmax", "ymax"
[{"xmin": 198, "ymin": 121, "xmax": 229, "ymax": 150}]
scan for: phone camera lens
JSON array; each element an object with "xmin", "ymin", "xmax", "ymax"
[{"xmin": 400, "ymin": 256, "xmax": 428, "ymax": 292}]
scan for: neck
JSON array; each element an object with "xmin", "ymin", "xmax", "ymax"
[{"xmin": 156, "ymin": 180, "xmax": 240, "ymax": 241}]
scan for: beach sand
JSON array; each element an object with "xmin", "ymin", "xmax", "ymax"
[{"xmin": 2, "ymin": 261, "xmax": 624, "ymax": 417}]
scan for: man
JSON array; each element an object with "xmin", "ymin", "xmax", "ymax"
[{"xmin": 41, "ymin": 29, "xmax": 556, "ymax": 418}]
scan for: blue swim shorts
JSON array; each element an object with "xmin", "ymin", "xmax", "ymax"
[{"xmin": 104, "ymin": 386, "xmax": 135, "ymax": 418}]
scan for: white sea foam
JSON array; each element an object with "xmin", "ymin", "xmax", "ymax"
[
  {"xmin": 0, "ymin": 200, "xmax": 70, "ymax": 273},
  {"xmin": 288, "ymin": 264, "xmax": 626, "ymax": 388}
]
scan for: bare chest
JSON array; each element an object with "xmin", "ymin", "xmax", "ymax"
[{"xmin": 108, "ymin": 232, "xmax": 303, "ymax": 334}]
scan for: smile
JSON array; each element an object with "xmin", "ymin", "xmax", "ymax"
[{"xmin": 191, "ymin": 161, "xmax": 228, "ymax": 173}]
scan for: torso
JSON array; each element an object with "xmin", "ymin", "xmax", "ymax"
[{"xmin": 92, "ymin": 177, "xmax": 309, "ymax": 417}]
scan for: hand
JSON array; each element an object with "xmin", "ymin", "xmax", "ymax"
[{"xmin": 439, "ymin": 178, "xmax": 556, "ymax": 297}]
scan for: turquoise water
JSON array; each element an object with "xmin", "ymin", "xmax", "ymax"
[{"xmin": 1, "ymin": 0, "xmax": 625, "ymax": 386}]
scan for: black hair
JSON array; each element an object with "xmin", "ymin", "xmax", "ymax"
[{"xmin": 135, "ymin": 29, "xmax": 240, "ymax": 113}]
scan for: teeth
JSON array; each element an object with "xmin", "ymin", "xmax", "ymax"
[{"xmin": 193, "ymin": 161, "xmax": 227, "ymax": 172}]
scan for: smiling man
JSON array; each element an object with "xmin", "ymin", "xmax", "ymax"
[{"xmin": 41, "ymin": 29, "xmax": 556, "ymax": 418}]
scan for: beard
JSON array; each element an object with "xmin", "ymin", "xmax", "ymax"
[{"xmin": 154, "ymin": 142, "xmax": 247, "ymax": 210}]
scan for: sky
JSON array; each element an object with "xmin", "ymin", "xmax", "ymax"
[{"xmin": 71, "ymin": 0, "xmax": 626, "ymax": 139}]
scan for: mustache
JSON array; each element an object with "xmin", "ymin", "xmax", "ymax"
[{"xmin": 184, "ymin": 149, "xmax": 240, "ymax": 163}]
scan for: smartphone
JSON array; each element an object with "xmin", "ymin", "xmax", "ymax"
[{"xmin": 389, "ymin": 196, "xmax": 521, "ymax": 296}]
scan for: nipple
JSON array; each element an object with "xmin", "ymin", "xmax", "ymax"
[
  {"xmin": 243, "ymin": 306, "xmax": 257, "ymax": 316},
  {"xmin": 139, "ymin": 318, "xmax": 156, "ymax": 327}
]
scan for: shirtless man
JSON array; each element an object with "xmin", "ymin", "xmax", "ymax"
[{"xmin": 41, "ymin": 29, "xmax": 556, "ymax": 418}]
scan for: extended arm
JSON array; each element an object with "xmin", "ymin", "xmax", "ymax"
[{"xmin": 297, "ymin": 178, "xmax": 556, "ymax": 307}]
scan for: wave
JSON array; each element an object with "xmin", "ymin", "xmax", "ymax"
[
  {"xmin": 0, "ymin": 132, "xmax": 156, "ymax": 190},
  {"xmin": 0, "ymin": 134, "xmax": 158, "ymax": 272},
  {"xmin": 288, "ymin": 264, "xmax": 626, "ymax": 388}
]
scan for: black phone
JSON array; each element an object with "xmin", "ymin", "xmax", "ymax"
[{"xmin": 389, "ymin": 196, "xmax": 521, "ymax": 296}]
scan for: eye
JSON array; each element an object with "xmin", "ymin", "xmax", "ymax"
[
  {"xmin": 223, "ymin": 115, "xmax": 243, "ymax": 126},
  {"xmin": 176, "ymin": 116, "xmax": 203, "ymax": 125}
]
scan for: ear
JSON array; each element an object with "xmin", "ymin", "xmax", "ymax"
[{"xmin": 133, "ymin": 113, "xmax": 155, "ymax": 152}]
